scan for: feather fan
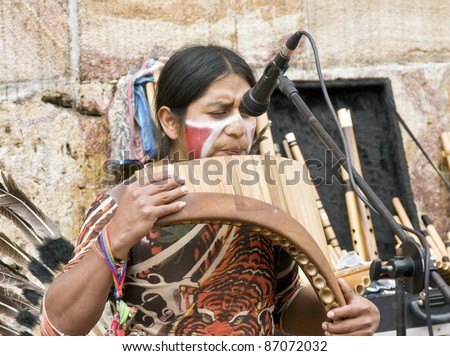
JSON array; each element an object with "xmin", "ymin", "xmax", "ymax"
[
  {"xmin": 0, "ymin": 172, "xmax": 76, "ymax": 335},
  {"xmin": 0, "ymin": 172, "xmax": 113, "ymax": 336}
]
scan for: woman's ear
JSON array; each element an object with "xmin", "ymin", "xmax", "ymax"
[{"xmin": 158, "ymin": 106, "xmax": 180, "ymax": 140}]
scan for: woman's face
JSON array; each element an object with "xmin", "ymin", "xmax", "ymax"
[{"xmin": 172, "ymin": 73, "xmax": 256, "ymax": 160}]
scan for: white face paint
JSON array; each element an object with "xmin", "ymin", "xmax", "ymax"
[{"xmin": 184, "ymin": 114, "xmax": 256, "ymax": 158}]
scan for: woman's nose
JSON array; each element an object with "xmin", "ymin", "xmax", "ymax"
[{"xmin": 223, "ymin": 116, "xmax": 245, "ymax": 137}]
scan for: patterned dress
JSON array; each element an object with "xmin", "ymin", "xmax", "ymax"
[{"xmin": 41, "ymin": 193, "xmax": 301, "ymax": 336}]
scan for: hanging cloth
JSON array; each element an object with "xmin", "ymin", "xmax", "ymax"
[{"xmin": 108, "ymin": 57, "xmax": 166, "ymax": 166}]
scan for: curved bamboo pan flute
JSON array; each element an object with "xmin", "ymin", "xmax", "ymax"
[{"xmin": 127, "ymin": 155, "xmax": 346, "ymax": 311}]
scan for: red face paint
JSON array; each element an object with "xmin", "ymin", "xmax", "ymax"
[{"xmin": 184, "ymin": 125, "xmax": 213, "ymax": 159}]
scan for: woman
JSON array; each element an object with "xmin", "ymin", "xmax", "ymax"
[{"xmin": 41, "ymin": 45, "xmax": 379, "ymax": 336}]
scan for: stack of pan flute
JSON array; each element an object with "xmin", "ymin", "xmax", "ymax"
[
  {"xmin": 256, "ymin": 113, "xmax": 372, "ymax": 295},
  {"xmin": 258, "ymin": 110, "xmax": 450, "ymax": 294}
]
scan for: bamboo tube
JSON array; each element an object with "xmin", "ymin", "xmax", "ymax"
[
  {"xmin": 342, "ymin": 178, "xmax": 369, "ymax": 261},
  {"xmin": 281, "ymin": 139, "xmax": 293, "ymax": 159},
  {"xmin": 441, "ymin": 132, "xmax": 450, "ymax": 169},
  {"xmin": 256, "ymin": 113, "xmax": 275, "ymax": 155},
  {"xmin": 422, "ymin": 215, "xmax": 448, "ymax": 262},
  {"xmin": 285, "ymin": 132, "xmax": 345, "ymax": 262},
  {"xmin": 285, "ymin": 132, "xmax": 306, "ymax": 165},
  {"xmin": 436, "ymin": 260, "xmax": 450, "ymax": 285},
  {"xmin": 273, "ymin": 143, "xmax": 282, "ymax": 157},
  {"xmin": 333, "ymin": 145, "xmax": 368, "ymax": 261},
  {"xmin": 145, "ymin": 82, "xmax": 158, "ymax": 126},
  {"xmin": 422, "ymin": 229, "xmax": 443, "ymax": 262},
  {"xmin": 392, "ymin": 197, "xmax": 421, "ymax": 245},
  {"xmin": 392, "ymin": 215, "xmax": 404, "ymax": 254},
  {"xmin": 337, "ymin": 108, "xmax": 378, "ymax": 260},
  {"xmin": 393, "ymin": 208, "xmax": 442, "ymax": 262},
  {"xmin": 335, "ymin": 264, "xmax": 371, "ymax": 295},
  {"xmin": 317, "ymin": 198, "xmax": 345, "ymax": 259}
]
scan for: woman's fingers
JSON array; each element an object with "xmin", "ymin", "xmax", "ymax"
[
  {"xmin": 107, "ymin": 174, "xmax": 188, "ymax": 256},
  {"xmin": 149, "ymin": 184, "xmax": 189, "ymax": 206},
  {"xmin": 134, "ymin": 166, "xmax": 178, "ymax": 186},
  {"xmin": 146, "ymin": 177, "xmax": 186, "ymax": 197},
  {"xmin": 151, "ymin": 199, "xmax": 187, "ymax": 218},
  {"xmin": 321, "ymin": 278, "xmax": 380, "ymax": 336}
]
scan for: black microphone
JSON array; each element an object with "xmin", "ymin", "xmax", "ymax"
[{"xmin": 240, "ymin": 32, "xmax": 302, "ymax": 117}]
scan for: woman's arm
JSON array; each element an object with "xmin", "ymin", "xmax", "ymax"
[
  {"xmin": 42, "ymin": 172, "xmax": 187, "ymax": 335},
  {"xmin": 42, "ymin": 245, "xmax": 114, "ymax": 335}
]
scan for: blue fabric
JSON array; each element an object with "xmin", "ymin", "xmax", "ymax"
[{"xmin": 132, "ymin": 57, "xmax": 158, "ymax": 159}]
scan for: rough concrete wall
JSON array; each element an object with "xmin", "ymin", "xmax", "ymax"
[{"xmin": 0, "ymin": 0, "xmax": 449, "ymax": 247}]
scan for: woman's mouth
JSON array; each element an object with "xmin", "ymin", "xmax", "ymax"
[{"xmin": 220, "ymin": 149, "xmax": 245, "ymax": 155}]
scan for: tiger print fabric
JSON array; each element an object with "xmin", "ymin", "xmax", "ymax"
[{"xmin": 40, "ymin": 193, "xmax": 301, "ymax": 336}]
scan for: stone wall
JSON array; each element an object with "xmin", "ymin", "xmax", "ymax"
[{"xmin": 1, "ymin": 0, "xmax": 449, "ymax": 248}]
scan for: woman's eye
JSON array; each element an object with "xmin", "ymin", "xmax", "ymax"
[
  {"xmin": 239, "ymin": 111, "xmax": 252, "ymax": 119},
  {"xmin": 210, "ymin": 112, "xmax": 227, "ymax": 118}
]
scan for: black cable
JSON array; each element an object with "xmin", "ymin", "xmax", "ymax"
[
  {"xmin": 385, "ymin": 96, "xmax": 450, "ymax": 191},
  {"xmin": 410, "ymin": 300, "xmax": 450, "ymax": 324},
  {"xmin": 297, "ymin": 30, "xmax": 379, "ymax": 215}
]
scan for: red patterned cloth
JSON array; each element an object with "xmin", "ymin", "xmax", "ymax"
[{"xmin": 41, "ymin": 193, "xmax": 301, "ymax": 336}]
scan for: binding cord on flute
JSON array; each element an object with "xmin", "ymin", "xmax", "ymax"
[{"xmin": 271, "ymin": 30, "xmax": 450, "ymax": 335}]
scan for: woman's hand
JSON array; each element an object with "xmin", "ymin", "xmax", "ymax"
[
  {"xmin": 321, "ymin": 278, "xmax": 380, "ymax": 336},
  {"xmin": 108, "ymin": 171, "xmax": 188, "ymax": 258}
]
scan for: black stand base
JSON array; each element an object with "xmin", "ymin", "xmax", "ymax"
[{"xmin": 367, "ymin": 289, "xmax": 450, "ymax": 335}]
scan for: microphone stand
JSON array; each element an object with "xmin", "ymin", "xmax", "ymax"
[{"xmin": 277, "ymin": 74, "xmax": 450, "ymax": 334}]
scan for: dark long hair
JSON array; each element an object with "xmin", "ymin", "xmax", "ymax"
[{"xmin": 155, "ymin": 45, "xmax": 256, "ymax": 158}]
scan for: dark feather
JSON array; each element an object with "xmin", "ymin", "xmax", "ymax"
[
  {"xmin": 20, "ymin": 331, "xmax": 34, "ymax": 336},
  {"xmin": 0, "ymin": 320, "xmax": 21, "ymax": 336},
  {"xmin": 38, "ymin": 237, "xmax": 74, "ymax": 271},
  {"xmin": 22, "ymin": 289, "xmax": 43, "ymax": 306},
  {"xmin": 0, "ymin": 232, "xmax": 33, "ymax": 268},
  {"xmin": 0, "ymin": 280, "xmax": 43, "ymax": 307},
  {"xmin": 250, "ymin": 121, "xmax": 271, "ymax": 154},
  {"xmin": 0, "ymin": 294, "xmax": 20, "ymax": 319},
  {"xmin": 0, "ymin": 172, "xmax": 61, "ymax": 242},
  {"xmin": 0, "ymin": 292, "xmax": 39, "ymax": 330},
  {"xmin": 0, "ymin": 232, "xmax": 55, "ymax": 284},
  {"xmin": 16, "ymin": 310, "xmax": 39, "ymax": 328},
  {"xmin": 0, "ymin": 260, "xmax": 35, "ymax": 284},
  {"xmin": 0, "ymin": 262, "xmax": 44, "ymax": 307},
  {"xmin": 28, "ymin": 260, "xmax": 55, "ymax": 284},
  {"xmin": 0, "ymin": 205, "xmax": 43, "ymax": 245},
  {"xmin": 0, "ymin": 290, "xmax": 39, "ymax": 315}
]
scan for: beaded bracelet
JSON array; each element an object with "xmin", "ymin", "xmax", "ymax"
[{"xmin": 98, "ymin": 224, "xmax": 136, "ymax": 336}]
